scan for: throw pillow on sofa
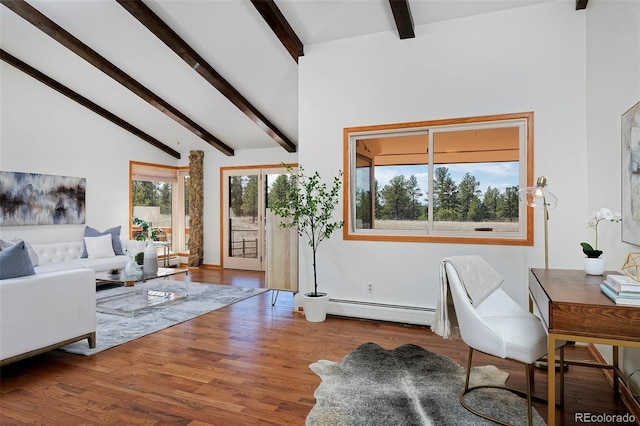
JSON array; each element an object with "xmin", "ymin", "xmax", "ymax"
[
  {"xmin": 84, "ymin": 234, "xmax": 116, "ymax": 259},
  {"xmin": 0, "ymin": 240, "xmax": 35, "ymax": 280},
  {"xmin": 0, "ymin": 237, "xmax": 38, "ymax": 267},
  {"xmin": 81, "ymin": 226, "xmax": 124, "ymax": 257}
]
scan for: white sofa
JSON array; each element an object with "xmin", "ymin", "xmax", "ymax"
[
  {"xmin": 31, "ymin": 238, "xmax": 146, "ymax": 274},
  {"xmin": 0, "ymin": 238, "xmax": 148, "ymax": 365},
  {"xmin": 0, "ymin": 267, "xmax": 96, "ymax": 365}
]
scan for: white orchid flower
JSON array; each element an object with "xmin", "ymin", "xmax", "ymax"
[
  {"xmin": 581, "ymin": 207, "xmax": 622, "ymax": 253},
  {"xmin": 599, "ymin": 208, "xmax": 614, "ymax": 220}
]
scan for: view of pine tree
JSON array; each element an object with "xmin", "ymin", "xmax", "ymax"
[
  {"xmin": 268, "ymin": 174, "xmax": 295, "ymax": 209},
  {"xmin": 457, "ymin": 172, "xmax": 481, "ymax": 221},
  {"xmin": 132, "ymin": 181, "xmax": 158, "ymax": 207},
  {"xmin": 356, "ymin": 188, "xmax": 372, "ymax": 227},
  {"xmin": 377, "ymin": 175, "xmax": 424, "ymax": 220},
  {"xmin": 483, "ymin": 187, "xmax": 500, "ymax": 220},
  {"xmin": 407, "ymin": 175, "xmax": 425, "ymax": 220},
  {"xmin": 358, "ymin": 166, "xmax": 520, "ymax": 225},
  {"xmin": 229, "ymin": 176, "xmax": 243, "ymax": 216},
  {"xmin": 432, "ymin": 167, "xmax": 458, "ymax": 220},
  {"xmin": 374, "ymin": 180, "xmax": 382, "ymax": 217},
  {"xmin": 159, "ymin": 183, "xmax": 172, "ymax": 215},
  {"xmin": 242, "ymin": 175, "xmax": 259, "ymax": 222},
  {"xmin": 499, "ymin": 185, "xmax": 520, "ymax": 220}
]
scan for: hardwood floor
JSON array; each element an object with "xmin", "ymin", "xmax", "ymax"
[{"xmin": 1, "ymin": 268, "xmax": 636, "ymax": 425}]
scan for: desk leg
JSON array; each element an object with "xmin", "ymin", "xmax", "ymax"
[
  {"xmin": 548, "ymin": 334, "xmax": 556, "ymax": 425},
  {"xmin": 613, "ymin": 346, "xmax": 619, "ymax": 395}
]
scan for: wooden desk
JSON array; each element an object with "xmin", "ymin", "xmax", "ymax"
[{"xmin": 529, "ymin": 268, "xmax": 640, "ymax": 425}]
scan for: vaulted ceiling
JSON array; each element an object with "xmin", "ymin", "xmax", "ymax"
[{"xmin": 0, "ymin": 0, "xmax": 585, "ymax": 160}]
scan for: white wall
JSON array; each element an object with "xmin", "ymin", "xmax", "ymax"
[
  {"xmin": 585, "ymin": 0, "xmax": 640, "ymax": 389},
  {"xmin": 586, "ymin": 0, "xmax": 640, "ymax": 269},
  {"xmin": 0, "ymin": 62, "xmax": 176, "ymax": 244},
  {"xmin": 298, "ymin": 1, "xmax": 592, "ymax": 322}
]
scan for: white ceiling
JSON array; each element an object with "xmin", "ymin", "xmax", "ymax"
[{"xmin": 0, "ymin": 0, "xmax": 553, "ymax": 160}]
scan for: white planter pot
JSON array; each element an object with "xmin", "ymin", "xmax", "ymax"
[
  {"xmin": 303, "ymin": 292, "xmax": 330, "ymax": 322},
  {"xmin": 584, "ymin": 257, "xmax": 605, "ymax": 276}
]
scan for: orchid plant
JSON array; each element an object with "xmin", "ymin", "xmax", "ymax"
[{"xmin": 580, "ymin": 208, "xmax": 622, "ymax": 258}]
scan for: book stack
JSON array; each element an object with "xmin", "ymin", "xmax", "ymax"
[{"xmin": 600, "ymin": 274, "xmax": 640, "ymax": 306}]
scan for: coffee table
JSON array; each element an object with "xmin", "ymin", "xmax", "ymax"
[
  {"xmin": 96, "ymin": 288, "xmax": 187, "ymax": 317},
  {"xmin": 95, "ymin": 267, "xmax": 189, "ymax": 317},
  {"xmin": 95, "ymin": 267, "xmax": 188, "ymax": 287}
]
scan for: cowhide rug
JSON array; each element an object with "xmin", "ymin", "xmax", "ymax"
[{"xmin": 307, "ymin": 342, "xmax": 545, "ymax": 426}]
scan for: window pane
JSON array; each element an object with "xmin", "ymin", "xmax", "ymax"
[
  {"xmin": 354, "ymin": 132, "xmax": 428, "ymax": 231},
  {"xmin": 228, "ymin": 175, "xmax": 258, "ymax": 258},
  {"xmin": 432, "ymin": 127, "xmax": 520, "ymax": 234},
  {"xmin": 132, "ymin": 181, "xmax": 172, "ymax": 243},
  {"xmin": 266, "ymin": 172, "xmax": 295, "ymax": 210},
  {"xmin": 431, "ymin": 164, "xmax": 520, "ymax": 233},
  {"xmin": 184, "ymin": 175, "xmax": 190, "ymax": 252},
  {"xmin": 355, "ymin": 158, "xmax": 372, "ymax": 229}
]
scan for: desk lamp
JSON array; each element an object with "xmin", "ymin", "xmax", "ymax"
[{"xmin": 519, "ymin": 176, "xmax": 557, "ymax": 269}]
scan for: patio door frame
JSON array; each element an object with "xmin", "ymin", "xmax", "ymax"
[{"xmin": 221, "ymin": 164, "xmax": 296, "ymax": 271}]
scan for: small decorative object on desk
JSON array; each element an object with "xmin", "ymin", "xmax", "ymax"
[
  {"xmin": 621, "ymin": 252, "xmax": 640, "ymax": 281},
  {"xmin": 580, "ymin": 207, "xmax": 621, "ymax": 275},
  {"xmin": 108, "ymin": 268, "xmax": 120, "ymax": 276}
]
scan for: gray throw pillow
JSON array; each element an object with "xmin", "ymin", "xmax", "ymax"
[
  {"xmin": 0, "ymin": 237, "xmax": 39, "ymax": 267},
  {"xmin": 81, "ymin": 226, "xmax": 124, "ymax": 257},
  {"xmin": 0, "ymin": 240, "xmax": 36, "ymax": 280}
]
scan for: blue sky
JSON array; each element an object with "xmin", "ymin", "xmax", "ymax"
[{"xmin": 375, "ymin": 162, "xmax": 519, "ymax": 200}]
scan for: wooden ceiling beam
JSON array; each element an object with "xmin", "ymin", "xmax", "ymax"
[
  {"xmin": 118, "ymin": 0, "xmax": 296, "ymax": 153},
  {"xmin": 1, "ymin": 0, "xmax": 234, "ymax": 156},
  {"xmin": 576, "ymin": 0, "xmax": 588, "ymax": 10},
  {"xmin": 389, "ymin": 0, "xmax": 415, "ymax": 40},
  {"xmin": 1, "ymin": 49, "xmax": 181, "ymax": 159},
  {"xmin": 251, "ymin": 0, "xmax": 304, "ymax": 64}
]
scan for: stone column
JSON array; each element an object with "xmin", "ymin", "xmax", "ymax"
[{"xmin": 188, "ymin": 150, "xmax": 204, "ymax": 267}]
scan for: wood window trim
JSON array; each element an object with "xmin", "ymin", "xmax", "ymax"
[{"xmin": 342, "ymin": 112, "xmax": 534, "ymax": 246}]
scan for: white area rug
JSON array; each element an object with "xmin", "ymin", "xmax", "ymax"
[{"xmin": 60, "ymin": 279, "xmax": 266, "ymax": 356}]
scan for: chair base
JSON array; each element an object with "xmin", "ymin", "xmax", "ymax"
[
  {"xmin": 460, "ymin": 347, "xmax": 565, "ymax": 426},
  {"xmin": 460, "ymin": 384, "xmax": 533, "ymax": 426}
]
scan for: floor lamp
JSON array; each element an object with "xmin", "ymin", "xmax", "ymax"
[
  {"xmin": 520, "ymin": 176, "xmax": 564, "ymax": 369},
  {"xmin": 519, "ymin": 176, "xmax": 557, "ymax": 269}
]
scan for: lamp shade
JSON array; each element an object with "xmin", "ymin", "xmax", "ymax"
[{"xmin": 519, "ymin": 176, "xmax": 557, "ymax": 209}]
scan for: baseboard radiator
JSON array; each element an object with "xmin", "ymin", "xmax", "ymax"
[{"xmin": 328, "ymin": 299, "xmax": 434, "ymax": 326}]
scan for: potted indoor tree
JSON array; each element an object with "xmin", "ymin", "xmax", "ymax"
[{"xmin": 269, "ymin": 165, "xmax": 343, "ymax": 322}]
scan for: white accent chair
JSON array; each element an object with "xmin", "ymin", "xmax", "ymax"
[{"xmin": 445, "ymin": 258, "xmax": 565, "ymax": 425}]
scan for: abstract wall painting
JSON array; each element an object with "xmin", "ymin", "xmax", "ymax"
[
  {"xmin": 0, "ymin": 171, "xmax": 86, "ymax": 226},
  {"xmin": 622, "ymin": 101, "xmax": 640, "ymax": 246}
]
